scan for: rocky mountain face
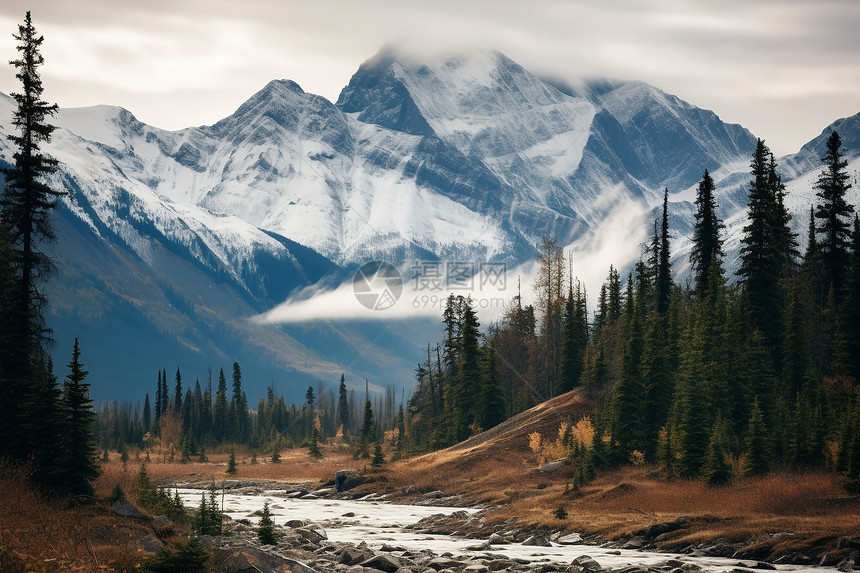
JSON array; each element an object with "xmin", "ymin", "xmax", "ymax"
[{"xmin": 0, "ymin": 48, "xmax": 856, "ymax": 401}]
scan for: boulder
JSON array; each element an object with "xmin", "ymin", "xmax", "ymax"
[
  {"xmin": 219, "ymin": 547, "xmax": 316, "ymax": 573},
  {"xmin": 538, "ymin": 459, "xmax": 565, "ymax": 473},
  {"xmin": 572, "ymin": 555, "xmax": 602, "ymax": 571},
  {"xmin": 336, "ymin": 470, "xmax": 365, "ymax": 492},
  {"xmin": 359, "ymin": 554, "xmax": 403, "ymax": 573},
  {"xmin": 557, "ymin": 533, "xmax": 583, "ymax": 545},
  {"xmin": 428, "ymin": 557, "xmax": 464, "ymax": 570},
  {"xmin": 110, "ymin": 499, "xmax": 145, "ymax": 518},
  {"xmin": 522, "ymin": 535, "xmax": 552, "ymax": 547},
  {"xmin": 153, "ymin": 515, "xmax": 170, "ymax": 527}
]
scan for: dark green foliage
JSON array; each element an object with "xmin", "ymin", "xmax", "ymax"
[
  {"xmin": 144, "ymin": 538, "xmax": 209, "ymax": 573},
  {"xmin": 257, "ymin": 501, "xmax": 277, "ymax": 545},
  {"xmin": 213, "ymin": 368, "xmax": 228, "ymax": 442},
  {"xmin": 226, "ymin": 448, "xmax": 237, "ymax": 474},
  {"xmin": 814, "ymin": 131, "xmax": 854, "ymax": 294},
  {"xmin": 739, "ymin": 140, "xmax": 796, "ymax": 355},
  {"xmin": 480, "ymin": 338, "xmax": 507, "ymax": 429},
  {"xmin": 704, "ymin": 416, "xmax": 732, "ymax": 486},
  {"xmin": 690, "ymin": 170, "xmax": 723, "ymax": 300},
  {"xmin": 338, "ymin": 373, "xmax": 350, "ymax": 433},
  {"xmin": 371, "ymin": 441, "xmax": 385, "ymax": 467},
  {"xmin": 656, "ymin": 188, "xmax": 673, "ymax": 315},
  {"xmin": 308, "ymin": 423, "xmax": 323, "ymax": 459},
  {"xmin": 60, "ymin": 339, "xmax": 101, "ymax": 496},
  {"xmin": 193, "ymin": 488, "xmax": 223, "ymax": 536},
  {"xmin": 744, "ymin": 398, "xmax": 771, "ymax": 476},
  {"xmin": 554, "ymin": 505, "xmax": 568, "ymax": 520}
]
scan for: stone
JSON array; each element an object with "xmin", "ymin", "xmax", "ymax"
[
  {"xmin": 428, "ymin": 557, "xmax": 464, "ymax": 570},
  {"xmin": 138, "ymin": 534, "xmax": 164, "ymax": 554},
  {"xmin": 464, "ymin": 565, "xmax": 489, "ymax": 572},
  {"xmin": 337, "ymin": 470, "xmax": 365, "ymax": 492},
  {"xmin": 110, "ymin": 499, "xmax": 145, "ymax": 518},
  {"xmin": 488, "ymin": 533, "xmax": 510, "ymax": 545},
  {"xmin": 286, "ymin": 519, "xmax": 307, "ymax": 528},
  {"xmin": 538, "ymin": 459, "xmax": 565, "ymax": 473},
  {"xmin": 572, "ymin": 555, "xmax": 602, "ymax": 571},
  {"xmin": 836, "ymin": 559, "xmax": 855, "ymax": 572},
  {"xmin": 522, "ymin": 535, "xmax": 552, "ymax": 547},
  {"xmin": 360, "ymin": 554, "xmax": 403, "ymax": 573},
  {"xmin": 340, "ymin": 547, "xmax": 371, "ymax": 566},
  {"xmin": 219, "ymin": 547, "xmax": 316, "ymax": 573},
  {"xmin": 153, "ymin": 515, "xmax": 170, "ymax": 527},
  {"xmin": 645, "ymin": 520, "xmax": 685, "ymax": 539},
  {"xmin": 297, "ymin": 527, "xmax": 327, "ymax": 544},
  {"xmin": 557, "ymin": 533, "xmax": 583, "ymax": 545}
]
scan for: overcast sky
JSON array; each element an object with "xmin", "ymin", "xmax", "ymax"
[{"xmin": 0, "ymin": 0, "xmax": 857, "ymax": 156}]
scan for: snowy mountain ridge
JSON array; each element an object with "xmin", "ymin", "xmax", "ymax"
[{"xmin": 0, "ymin": 48, "xmax": 857, "ymax": 401}]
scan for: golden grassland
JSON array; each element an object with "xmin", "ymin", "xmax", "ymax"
[
  {"xmin": 0, "ymin": 446, "xmax": 358, "ymax": 572},
  {"xmin": 2, "ymin": 388, "xmax": 859, "ymax": 571}
]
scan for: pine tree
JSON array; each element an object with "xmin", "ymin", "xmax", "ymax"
[
  {"xmin": 0, "ymin": 12, "xmax": 62, "ymax": 461},
  {"xmin": 258, "ymin": 501, "xmax": 277, "ymax": 545},
  {"xmin": 143, "ymin": 393, "xmax": 152, "ymax": 433},
  {"xmin": 656, "ymin": 188, "xmax": 673, "ymax": 315},
  {"xmin": 814, "ymin": 131, "xmax": 854, "ymax": 295},
  {"xmin": 60, "ymin": 338, "xmax": 101, "ymax": 496},
  {"xmin": 231, "ymin": 362, "xmax": 249, "ymax": 443},
  {"xmin": 739, "ymin": 140, "xmax": 795, "ymax": 354},
  {"xmin": 226, "ymin": 447, "xmax": 237, "ymax": 475},
  {"xmin": 480, "ymin": 337, "xmax": 507, "ymax": 429},
  {"xmin": 841, "ymin": 215, "xmax": 860, "ymax": 381},
  {"xmin": 371, "ymin": 441, "xmax": 385, "ymax": 467},
  {"xmin": 155, "ymin": 371, "xmax": 162, "ymax": 423},
  {"xmin": 337, "ymin": 373, "xmax": 350, "ymax": 434},
  {"xmin": 213, "ymin": 368, "xmax": 228, "ymax": 442},
  {"xmin": 744, "ymin": 398, "xmax": 771, "ymax": 476},
  {"xmin": 453, "ymin": 297, "xmax": 481, "ymax": 440},
  {"xmin": 704, "ymin": 415, "xmax": 732, "ymax": 486},
  {"xmin": 173, "ymin": 367, "xmax": 182, "ymax": 413},
  {"xmin": 690, "ymin": 169, "xmax": 724, "ymax": 300}
]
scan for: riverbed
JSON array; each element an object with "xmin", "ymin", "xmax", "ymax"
[{"xmin": 176, "ymin": 488, "xmax": 841, "ymax": 573}]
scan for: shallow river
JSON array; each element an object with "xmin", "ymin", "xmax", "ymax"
[{"xmin": 177, "ymin": 488, "xmax": 839, "ymax": 573}]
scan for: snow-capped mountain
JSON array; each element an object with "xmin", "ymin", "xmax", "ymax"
[{"xmin": 0, "ymin": 48, "xmax": 855, "ymax": 401}]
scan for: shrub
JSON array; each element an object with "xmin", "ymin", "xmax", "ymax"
[{"xmin": 144, "ymin": 538, "xmax": 209, "ymax": 573}]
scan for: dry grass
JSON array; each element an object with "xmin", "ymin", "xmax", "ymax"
[
  {"xmin": 96, "ymin": 446, "xmax": 360, "ymax": 491},
  {"xmin": 0, "ymin": 462, "xmax": 149, "ymax": 572},
  {"xmin": 356, "ymin": 389, "xmax": 860, "ymax": 559}
]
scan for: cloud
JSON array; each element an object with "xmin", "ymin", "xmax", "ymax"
[
  {"xmin": 253, "ymin": 191, "xmax": 648, "ymax": 326},
  {"xmin": 1, "ymin": 1, "xmax": 857, "ymax": 153}
]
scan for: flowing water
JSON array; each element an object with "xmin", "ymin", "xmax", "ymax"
[{"xmin": 177, "ymin": 488, "xmax": 840, "ymax": 573}]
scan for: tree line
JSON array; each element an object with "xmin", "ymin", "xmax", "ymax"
[
  {"xmin": 403, "ymin": 133, "xmax": 860, "ymax": 489},
  {"xmin": 0, "ymin": 13, "xmax": 101, "ymax": 497}
]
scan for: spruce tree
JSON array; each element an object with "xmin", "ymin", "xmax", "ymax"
[
  {"xmin": 337, "ymin": 373, "xmax": 350, "ymax": 434},
  {"xmin": 143, "ymin": 393, "xmax": 152, "ymax": 433},
  {"xmin": 0, "ymin": 11, "xmax": 62, "ymax": 461},
  {"xmin": 453, "ymin": 297, "xmax": 481, "ymax": 440},
  {"xmin": 480, "ymin": 337, "xmax": 507, "ymax": 429},
  {"xmin": 739, "ymin": 140, "xmax": 794, "ymax": 354},
  {"xmin": 173, "ymin": 367, "xmax": 182, "ymax": 413},
  {"xmin": 744, "ymin": 398, "xmax": 771, "ymax": 476},
  {"xmin": 656, "ymin": 188, "xmax": 673, "ymax": 315},
  {"xmin": 689, "ymin": 169, "xmax": 723, "ymax": 300},
  {"xmin": 60, "ymin": 338, "xmax": 101, "ymax": 496},
  {"xmin": 257, "ymin": 501, "xmax": 277, "ymax": 545},
  {"xmin": 213, "ymin": 368, "xmax": 228, "ymax": 442},
  {"xmin": 842, "ymin": 216, "xmax": 860, "ymax": 381},
  {"xmin": 814, "ymin": 131, "xmax": 854, "ymax": 295},
  {"xmin": 704, "ymin": 415, "xmax": 732, "ymax": 486}
]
